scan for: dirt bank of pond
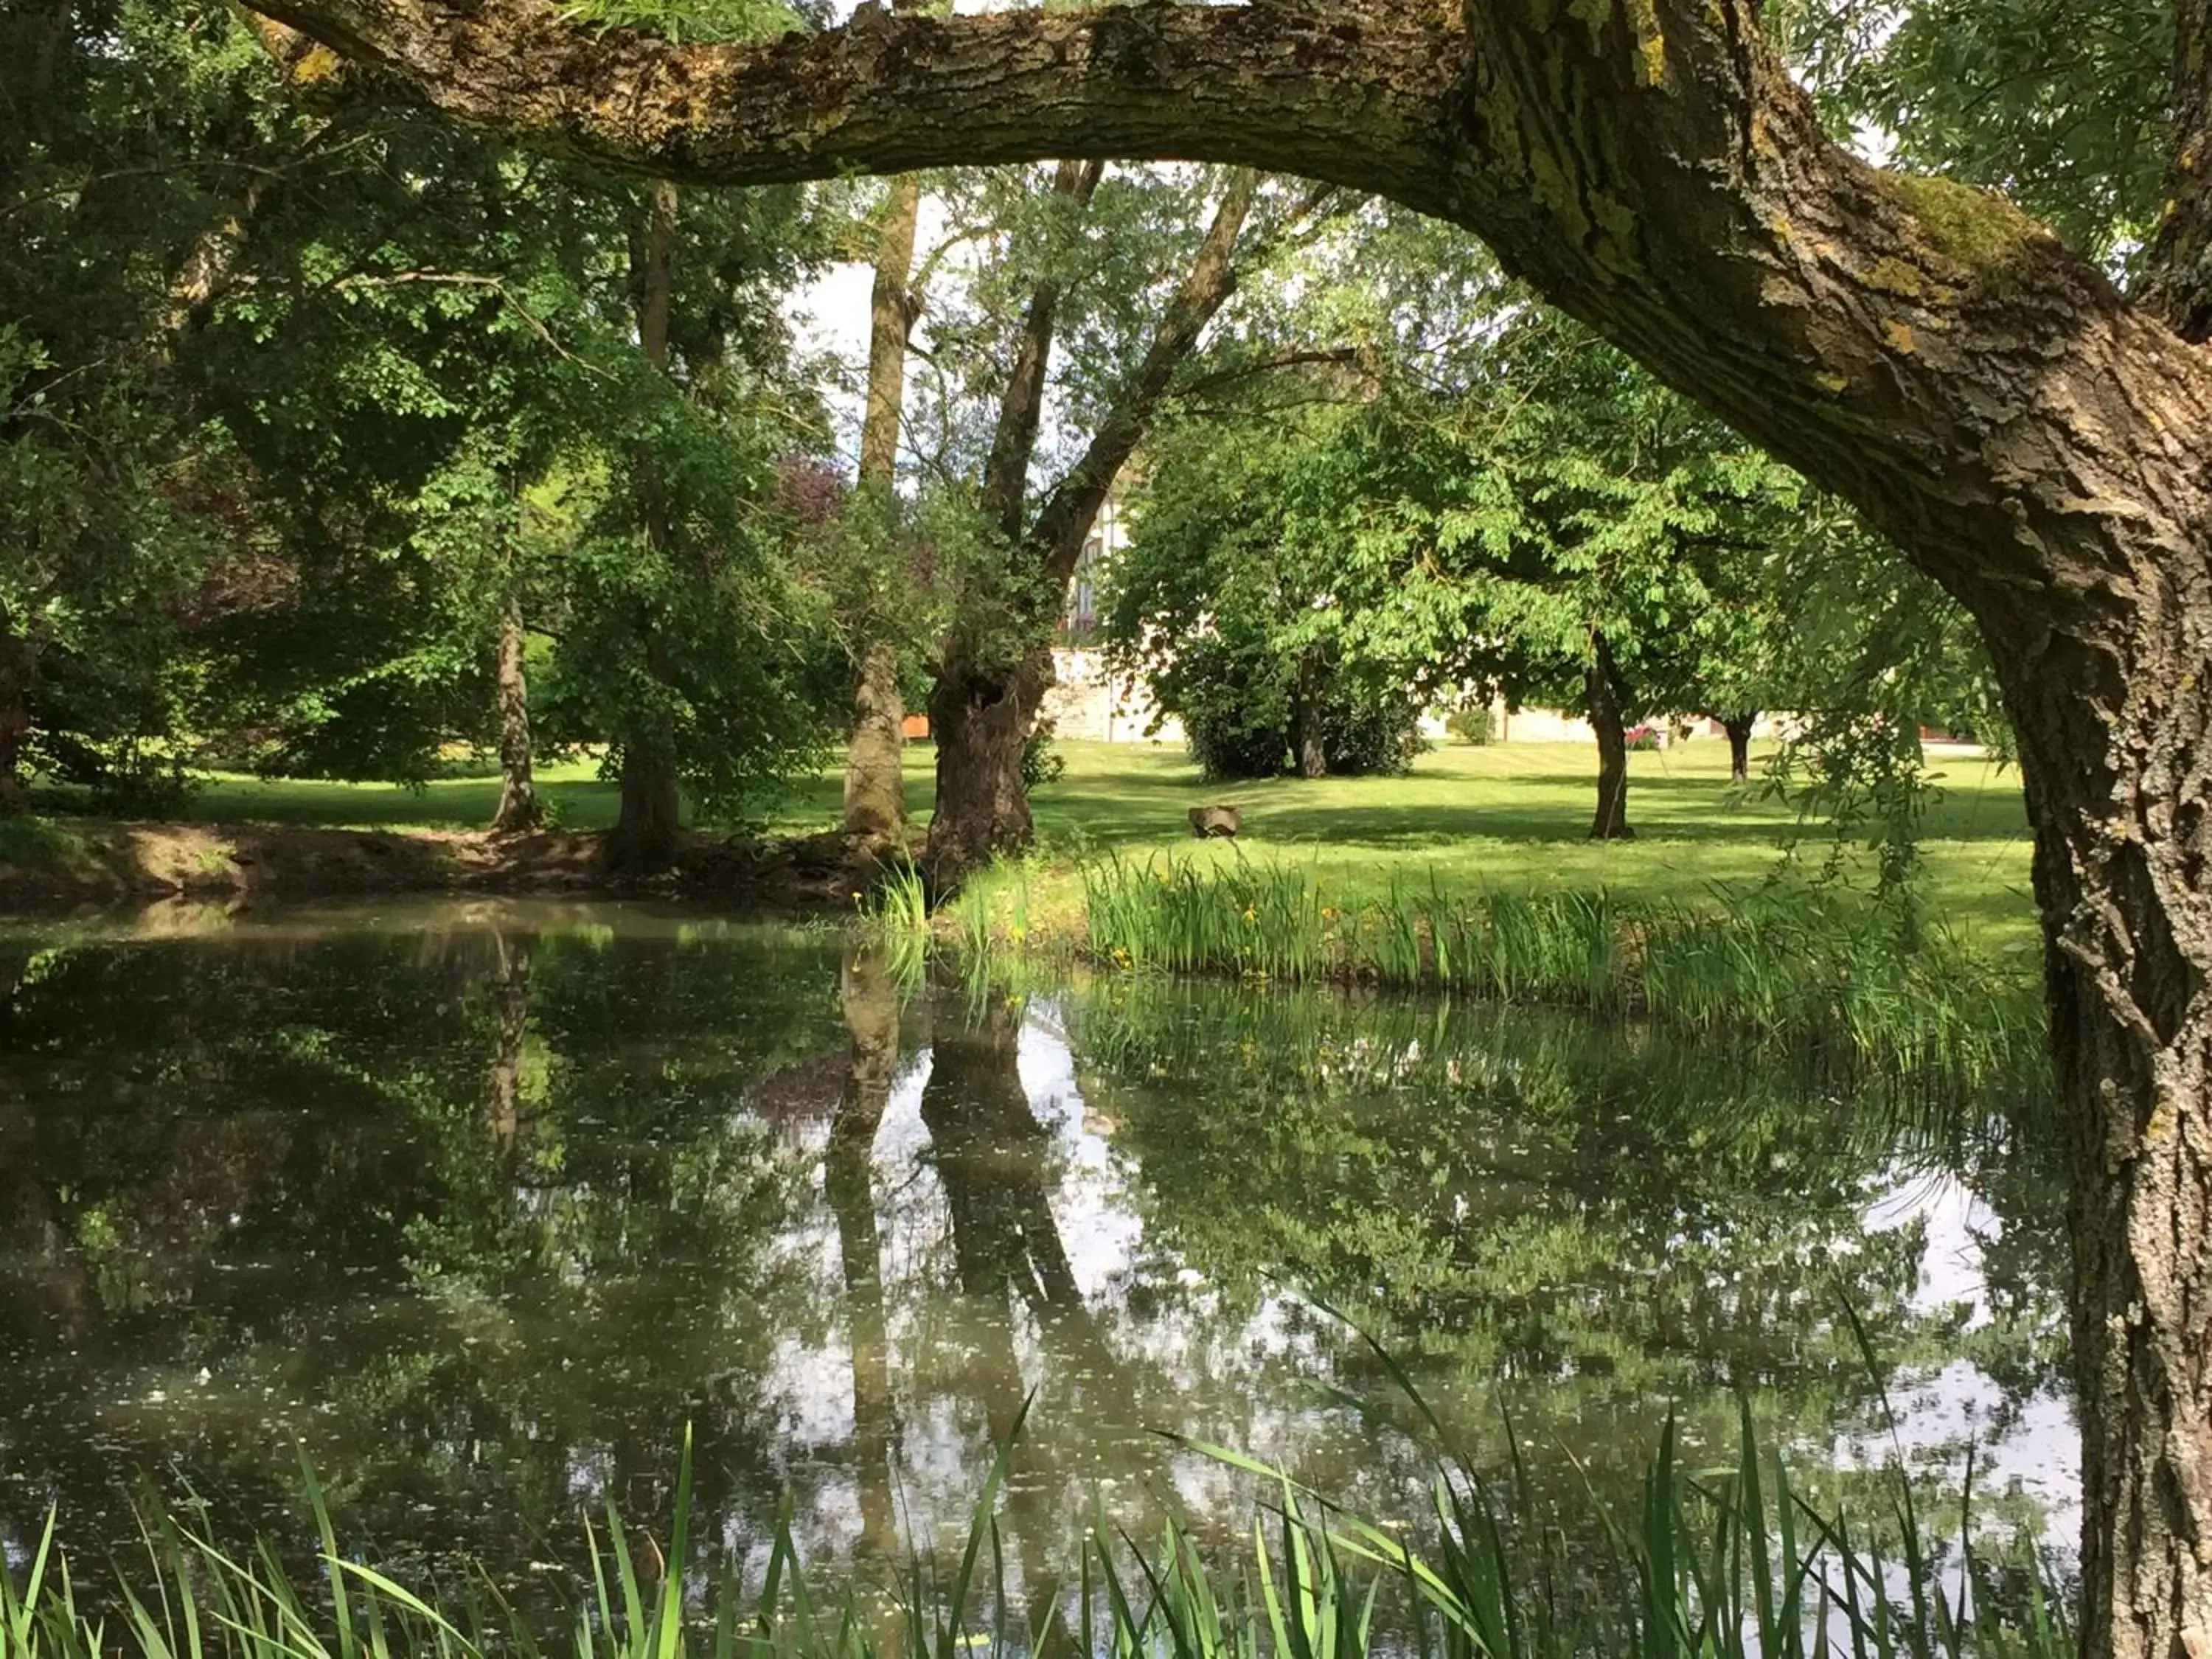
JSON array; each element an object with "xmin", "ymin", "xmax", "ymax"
[{"xmin": 0, "ymin": 816, "xmax": 871, "ymax": 911}]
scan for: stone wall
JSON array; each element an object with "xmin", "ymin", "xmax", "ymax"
[{"xmin": 1037, "ymin": 647, "xmax": 1183, "ymax": 743}]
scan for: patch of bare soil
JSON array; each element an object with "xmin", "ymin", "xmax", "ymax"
[{"xmin": 0, "ymin": 819, "xmax": 875, "ymax": 914}]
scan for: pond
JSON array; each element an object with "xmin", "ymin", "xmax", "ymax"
[{"xmin": 0, "ymin": 900, "xmax": 2073, "ymax": 1621}]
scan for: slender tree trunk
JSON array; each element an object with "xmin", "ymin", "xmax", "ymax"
[
  {"xmin": 845, "ymin": 641, "xmax": 907, "ymax": 851},
  {"xmin": 484, "ymin": 931, "xmax": 532, "ymax": 1149},
  {"xmin": 924, "ymin": 649, "xmax": 1047, "ymax": 882},
  {"xmin": 1586, "ymin": 634, "xmax": 1632, "ymax": 841},
  {"xmin": 830, "ymin": 950, "xmax": 902, "ymax": 1562},
  {"xmin": 490, "ymin": 594, "xmax": 540, "ymax": 834},
  {"xmin": 607, "ymin": 180, "xmax": 684, "ymax": 874},
  {"xmin": 843, "ymin": 170, "xmax": 924, "ymax": 852},
  {"xmin": 1293, "ymin": 652, "xmax": 1328, "ymax": 779},
  {"xmin": 0, "ymin": 598, "xmax": 31, "ymax": 814},
  {"xmin": 1722, "ymin": 712, "xmax": 1756, "ymax": 786}
]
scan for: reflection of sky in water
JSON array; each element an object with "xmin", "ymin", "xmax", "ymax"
[
  {"xmin": 756, "ymin": 1004, "xmax": 2074, "ymax": 1569},
  {"xmin": 1848, "ymin": 1174, "xmax": 2077, "ymax": 1541},
  {"xmin": 762, "ymin": 1004, "xmax": 1366, "ymax": 1567},
  {"xmin": 0, "ymin": 911, "xmax": 2075, "ymax": 1607}
]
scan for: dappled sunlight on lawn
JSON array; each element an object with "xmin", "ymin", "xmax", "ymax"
[{"xmin": 173, "ymin": 736, "xmax": 2037, "ymax": 950}]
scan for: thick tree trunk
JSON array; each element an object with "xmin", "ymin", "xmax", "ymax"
[
  {"xmin": 490, "ymin": 594, "xmax": 540, "ymax": 834},
  {"xmin": 925, "ymin": 168, "xmax": 1260, "ymax": 879},
  {"xmin": 605, "ymin": 731, "xmax": 681, "ymax": 874},
  {"xmin": 1722, "ymin": 712, "xmax": 1755, "ymax": 787},
  {"xmin": 1585, "ymin": 636, "xmax": 1632, "ymax": 841},
  {"xmin": 842, "ymin": 169, "xmax": 924, "ymax": 852},
  {"xmin": 830, "ymin": 950, "xmax": 902, "ymax": 1560},
  {"xmin": 923, "ymin": 650, "xmax": 1047, "ymax": 882},
  {"xmin": 2002, "ymin": 626, "xmax": 2212, "ymax": 1659},
  {"xmin": 1293, "ymin": 652, "xmax": 1328, "ymax": 780}
]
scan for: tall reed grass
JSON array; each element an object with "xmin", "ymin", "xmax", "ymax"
[
  {"xmin": 0, "ymin": 1402, "xmax": 2065, "ymax": 1659},
  {"xmin": 1079, "ymin": 857, "xmax": 2042, "ymax": 1084}
]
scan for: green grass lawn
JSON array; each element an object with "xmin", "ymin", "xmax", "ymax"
[{"xmin": 170, "ymin": 736, "xmax": 2039, "ymax": 951}]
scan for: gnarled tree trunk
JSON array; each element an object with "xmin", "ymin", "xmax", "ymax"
[
  {"xmin": 923, "ymin": 166, "xmax": 1261, "ymax": 880},
  {"xmin": 1586, "ymin": 633, "xmax": 1632, "ymax": 841},
  {"xmin": 1998, "ymin": 590, "xmax": 2212, "ymax": 1659},
  {"xmin": 925, "ymin": 648, "xmax": 1048, "ymax": 882}
]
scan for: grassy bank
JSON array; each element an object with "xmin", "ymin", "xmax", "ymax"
[
  {"xmin": 4, "ymin": 740, "xmax": 2037, "ymax": 963},
  {"xmin": 835, "ymin": 739, "xmax": 2035, "ymax": 950},
  {"xmin": 98, "ymin": 739, "xmax": 2035, "ymax": 942},
  {"xmin": 3, "ymin": 1407, "xmax": 2065, "ymax": 1659}
]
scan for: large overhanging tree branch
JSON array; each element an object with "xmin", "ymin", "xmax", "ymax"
[
  {"xmin": 246, "ymin": 1, "xmax": 2212, "ymax": 1655},
  {"xmin": 237, "ymin": 1, "xmax": 2212, "ymax": 619}
]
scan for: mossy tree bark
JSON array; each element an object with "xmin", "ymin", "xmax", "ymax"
[
  {"xmin": 843, "ymin": 166, "xmax": 924, "ymax": 853},
  {"xmin": 245, "ymin": 1, "xmax": 2212, "ymax": 1649}
]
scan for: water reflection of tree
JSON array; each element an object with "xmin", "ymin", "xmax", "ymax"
[
  {"xmin": 914, "ymin": 979, "xmax": 1089, "ymax": 1626},
  {"xmin": 0, "ymin": 915, "xmax": 845, "ymax": 1615},
  {"xmin": 1062, "ymin": 979, "xmax": 2067, "ymax": 1523},
  {"xmin": 0, "ymin": 917, "xmax": 2073, "ymax": 1616},
  {"xmin": 830, "ymin": 950, "xmax": 902, "ymax": 1562}
]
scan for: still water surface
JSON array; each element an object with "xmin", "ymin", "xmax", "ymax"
[{"xmin": 0, "ymin": 901, "xmax": 2073, "ymax": 1609}]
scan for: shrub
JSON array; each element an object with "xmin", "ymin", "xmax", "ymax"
[
  {"xmin": 1175, "ymin": 639, "xmax": 1423, "ymax": 779},
  {"xmin": 1445, "ymin": 703, "xmax": 1495, "ymax": 745},
  {"xmin": 1317, "ymin": 678, "xmax": 1426, "ymax": 775},
  {"xmin": 1020, "ymin": 718, "xmax": 1068, "ymax": 789}
]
